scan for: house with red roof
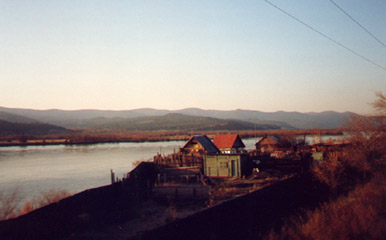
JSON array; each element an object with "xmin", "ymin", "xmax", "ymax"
[
  {"xmin": 204, "ymin": 134, "xmax": 251, "ymax": 177},
  {"xmin": 213, "ymin": 134, "xmax": 246, "ymax": 154}
]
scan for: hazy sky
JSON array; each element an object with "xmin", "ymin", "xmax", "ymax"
[{"xmin": 1, "ymin": 0, "xmax": 385, "ymax": 114}]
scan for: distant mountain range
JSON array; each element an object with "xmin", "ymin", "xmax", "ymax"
[
  {"xmin": 0, "ymin": 106, "xmax": 357, "ymax": 135},
  {"xmin": 76, "ymin": 113, "xmax": 280, "ymax": 131}
]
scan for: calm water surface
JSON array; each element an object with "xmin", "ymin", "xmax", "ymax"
[{"xmin": 0, "ymin": 141, "xmax": 187, "ymax": 204}]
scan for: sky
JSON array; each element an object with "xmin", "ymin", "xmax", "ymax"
[{"xmin": 0, "ymin": 0, "xmax": 385, "ymax": 114}]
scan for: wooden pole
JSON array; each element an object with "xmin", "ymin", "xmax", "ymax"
[{"xmin": 110, "ymin": 169, "xmax": 115, "ymax": 184}]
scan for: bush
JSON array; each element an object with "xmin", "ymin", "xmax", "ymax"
[{"xmin": 313, "ymin": 93, "xmax": 385, "ymax": 192}]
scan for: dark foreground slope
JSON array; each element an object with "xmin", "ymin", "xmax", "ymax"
[
  {"xmin": 0, "ymin": 164, "xmax": 330, "ymax": 240},
  {"xmin": 134, "ymin": 176, "xmax": 330, "ymax": 240}
]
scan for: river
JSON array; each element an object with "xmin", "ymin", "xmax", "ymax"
[{"xmin": 0, "ymin": 141, "xmax": 181, "ymax": 204}]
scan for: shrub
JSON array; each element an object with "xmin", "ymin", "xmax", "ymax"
[
  {"xmin": 0, "ymin": 189, "xmax": 19, "ymax": 220},
  {"xmin": 313, "ymin": 93, "xmax": 385, "ymax": 192},
  {"xmin": 18, "ymin": 189, "xmax": 71, "ymax": 216}
]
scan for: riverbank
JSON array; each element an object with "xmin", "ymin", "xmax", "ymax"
[{"xmin": 0, "ymin": 129, "xmax": 344, "ymax": 147}]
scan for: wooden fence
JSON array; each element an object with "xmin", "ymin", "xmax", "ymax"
[{"xmin": 154, "ymin": 152, "xmax": 204, "ymax": 170}]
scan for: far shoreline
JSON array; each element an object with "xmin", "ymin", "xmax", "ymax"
[
  {"xmin": 0, "ymin": 139, "xmax": 187, "ymax": 148},
  {"xmin": 0, "ymin": 128, "xmax": 345, "ymax": 147}
]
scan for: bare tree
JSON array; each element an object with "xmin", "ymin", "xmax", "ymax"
[{"xmin": 372, "ymin": 92, "xmax": 386, "ymax": 114}]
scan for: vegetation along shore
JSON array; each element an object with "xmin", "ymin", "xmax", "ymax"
[{"xmin": 0, "ymin": 129, "xmax": 344, "ymax": 147}]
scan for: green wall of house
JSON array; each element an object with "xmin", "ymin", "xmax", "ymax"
[{"xmin": 204, "ymin": 154, "xmax": 249, "ymax": 177}]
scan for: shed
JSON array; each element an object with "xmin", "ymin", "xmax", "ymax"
[
  {"xmin": 213, "ymin": 134, "xmax": 246, "ymax": 154},
  {"xmin": 255, "ymin": 135, "xmax": 281, "ymax": 153},
  {"xmin": 204, "ymin": 154, "xmax": 251, "ymax": 177}
]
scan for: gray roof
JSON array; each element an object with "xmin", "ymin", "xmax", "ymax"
[
  {"xmin": 255, "ymin": 135, "xmax": 280, "ymax": 145},
  {"xmin": 193, "ymin": 135, "xmax": 220, "ymax": 154},
  {"xmin": 268, "ymin": 135, "xmax": 280, "ymax": 143}
]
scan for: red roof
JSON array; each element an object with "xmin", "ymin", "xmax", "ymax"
[{"xmin": 213, "ymin": 134, "xmax": 245, "ymax": 149}]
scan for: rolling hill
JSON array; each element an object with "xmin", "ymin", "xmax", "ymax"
[
  {"xmin": 0, "ymin": 119, "xmax": 76, "ymax": 136},
  {"xmin": 0, "ymin": 111, "xmax": 76, "ymax": 136},
  {"xmin": 0, "ymin": 106, "xmax": 356, "ymax": 130},
  {"xmin": 71, "ymin": 113, "xmax": 280, "ymax": 131},
  {"xmin": 0, "ymin": 111, "xmax": 39, "ymax": 124},
  {"xmin": 173, "ymin": 108, "xmax": 355, "ymax": 129}
]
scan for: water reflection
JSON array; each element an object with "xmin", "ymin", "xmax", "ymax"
[{"xmin": 0, "ymin": 141, "xmax": 185, "ymax": 204}]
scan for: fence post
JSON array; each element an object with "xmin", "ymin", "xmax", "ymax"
[{"xmin": 111, "ymin": 169, "xmax": 115, "ymax": 184}]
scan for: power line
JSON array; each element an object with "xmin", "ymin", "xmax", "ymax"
[
  {"xmin": 329, "ymin": 0, "xmax": 386, "ymax": 49},
  {"xmin": 264, "ymin": 0, "xmax": 386, "ymax": 72}
]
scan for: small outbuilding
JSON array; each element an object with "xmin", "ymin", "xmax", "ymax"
[
  {"xmin": 204, "ymin": 153, "xmax": 250, "ymax": 177},
  {"xmin": 255, "ymin": 135, "xmax": 281, "ymax": 153}
]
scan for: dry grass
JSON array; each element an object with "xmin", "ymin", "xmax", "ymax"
[
  {"xmin": 266, "ymin": 174, "xmax": 386, "ymax": 240},
  {"xmin": 19, "ymin": 189, "xmax": 71, "ymax": 216},
  {"xmin": 0, "ymin": 189, "xmax": 72, "ymax": 219}
]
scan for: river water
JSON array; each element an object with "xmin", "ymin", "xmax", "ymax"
[
  {"xmin": 0, "ymin": 139, "xmax": 256, "ymax": 204},
  {"xmin": 0, "ymin": 136, "xmax": 344, "ymax": 205},
  {"xmin": 0, "ymin": 141, "xmax": 181, "ymax": 204}
]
